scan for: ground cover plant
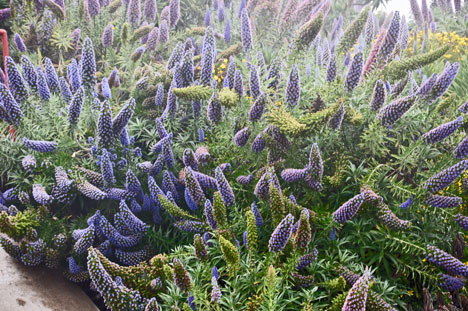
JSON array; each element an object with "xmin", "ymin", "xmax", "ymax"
[{"xmin": 2, "ymin": 0, "xmax": 468, "ymax": 310}]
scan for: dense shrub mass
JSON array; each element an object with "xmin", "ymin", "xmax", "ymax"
[{"xmin": 2, "ymin": 0, "xmax": 468, "ymax": 310}]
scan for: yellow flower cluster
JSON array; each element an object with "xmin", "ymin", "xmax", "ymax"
[
  {"xmin": 408, "ymin": 31, "xmax": 468, "ymax": 61},
  {"xmin": 213, "ymin": 58, "xmax": 228, "ymax": 84}
]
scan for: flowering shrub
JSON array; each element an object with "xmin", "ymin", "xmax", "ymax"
[{"xmin": 1, "ymin": 0, "xmax": 468, "ymax": 310}]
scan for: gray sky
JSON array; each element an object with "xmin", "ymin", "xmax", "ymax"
[{"xmin": 379, "ymin": 0, "xmax": 412, "ymax": 16}]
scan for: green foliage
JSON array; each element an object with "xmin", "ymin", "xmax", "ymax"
[{"xmin": 1, "ymin": 0, "xmax": 468, "ymax": 310}]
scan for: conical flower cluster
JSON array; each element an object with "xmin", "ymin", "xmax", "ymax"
[
  {"xmin": 100, "ymin": 149, "xmax": 115, "ymax": 185},
  {"xmin": 336, "ymin": 8, "xmax": 369, "ymax": 54},
  {"xmin": 240, "ymin": 8, "xmax": 252, "ymax": 51},
  {"xmin": 143, "ymin": 0, "xmax": 157, "ymax": 22},
  {"xmin": 425, "ymin": 245, "xmax": 468, "ymax": 277},
  {"xmin": 102, "ymin": 24, "xmax": 114, "ymax": 48},
  {"xmin": 67, "ymin": 59, "xmax": 82, "ymax": 92},
  {"xmin": 455, "ymin": 136, "xmax": 468, "ymax": 159},
  {"xmin": 378, "ymin": 11, "xmax": 400, "ymax": 61},
  {"xmin": 37, "ymin": 67, "xmax": 51, "ymax": 101},
  {"xmin": 234, "ymin": 127, "xmax": 251, "ymax": 147},
  {"xmin": 112, "ymin": 97, "xmax": 136, "ymax": 135},
  {"xmin": 218, "ymin": 235, "xmax": 240, "ymax": 271},
  {"xmin": 127, "ymin": 0, "xmax": 141, "ymax": 26},
  {"xmin": 332, "ymin": 193, "xmax": 365, "ymax": 224},
  {"xmin": 327, "ymin": 101, "xmax": 345, "ymax": 130},
  {"xmin": 437, "ymin": 273, "xmax": 465, "ymax": 292},
  {"xmin": 294, "ymin": 209, "xmax": 311, "ymax": 252},
  {"xmin": 342, "ymin": 268, "xmax": 372, "ymax": 311},
  {"xmin": 426, "ymin": 194, "xmax": 462, "ymax": 208},
  {"xmin": 169, "ymin": 0, "xmax": 180, "ymax": 28},
  {"xmin": 207, "ymin": 92, "xmax": 222, "ymax": 124},
  {"xmin": 376, "ymin": 202, "xmax": 411, "ymax": 231},
  {"xmin": 20, "ymin": 55, "xmax": 38, "ymax": 93},
  {"xmin": 424, "ymin": 160, "xmax": 468, "ymax": 193},
  {"xmin": 44, "ymin": 58, "xmax": 59, "ymax": 93},
  {"xmin": 32, "ymin": 184, "xmax": 54, "ymax": 205},
  {"xmin": 0, "ymin": 83, "xmax": 23, "ymax": 125},
  {"xmin": 98, "ymin": 100, "xmax": 114, "ymax": 148},
  {"xmin": 421, "ymin": 116, "xmax": 463, "ymax": 144},
  {"xmin": 22, "ymin": 155, "xmax": 36, "ymax": 172},
  {"xmin": 344, "ymin": 52, "xmax": 363, "ymax": 92},
  {"xmin": 23, "ymin": 138, "xmax": 57, "ymax": 152},
  {"xmin": 285, "ymin": 64, "xmax": 300, "ymax": 108},
  {"xmin": 377, "ymin": 96, "xmax": 417, "ymax": 127},
  {"xmin": 185, "ymin": 167, "xmax": 206, "ymax": 207},
  {"xmin": 215, "ymin": 166, "xmax": 235, "ymax": 206},
  {"xmin": 370, "ymin": 80, "xmax": 386, "ymax": 111},
  {"xmin": 59, "ymin": 77, "xmax": 73, "ymax": 103},
  {"xmin": 68, "ymin": 87, "xmax": 85, "ymax": 126},
  {"xmin": 81, "ymin": 37, "xmax": 96, "ymax": 91},
  {"xmin": 200, "ymin": 27, "xmax": 215, "ymax": 86},
  {"xmin": 296, "ymin": 249, "xmax": 318, "ymax": 270},
  {"xmin": 428, "ymin": 62, "xmax": 459, "ymax": 103},
  {"xmin": 326, "ymin": 55, "xmax": 337, "ymax": 82},
  {"xmin": 194, "ymin": 233, "xmax": 208, "ymax": 261},
  {"xmin": 268, "ymin": 214, "xmax": 294, "ymax": 253},
  {"xmin": 5, "ymin": 56, "xmax": 29, "ymax": 104},
  {"xmin": 295, "ymin": 13, "xmax": 323, "ymax": 51}
]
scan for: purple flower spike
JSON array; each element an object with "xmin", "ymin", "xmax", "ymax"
[
  {"xmin": 425, "ymin": 245, "xmax": 468, "ymax": 277},
  {"xmin": 102, "ymin": 24, "xmax": 114, "ymax": 48},
  {"xmin": 426, "ymin": 194, "xmax": 462, "ymax": 208},
  {"xmin": 215, "ymin": 166, "xmax": 235, "ymax": 206},
  {"xmin": 332, "ymin": 193, "xmax": 365, "ymax": 224},
  {"xmin": 68, "ymin": 87, "xmax": 85, "ymax": 126},
  {"xmin": 416, "ymin": 73, "xmax": 438, "ymax": 97},
  {"xmin": 268, "ymin": 214, "xmax": 294, "ymax": 253},
  {"xmin": 81, "ymin": 37, "xmax": 97, "ymax": 91},
  {"xmin": 0, "ymin": 83, "xmax": 23, "ymax": 124},
  {"xmin": 14, "ymin": 33, "xmax": 26, "ymax": 52},
  {"xmin": 127, "ymin": 0, "xmax": 141, "ymax": 26},
  {"xmin": 370, "ymin": 80, "xmax": 386, "ymax": 111},
  {"xmin": 169, "ymin": 0, "xmax": 180, "ymax": 28},
  {"xmin": 344, "ymin": 52, "xmax": 363, "ymax": 92},
  {"xmin": 143, "ymin": 0, "xmax": 157, "ymax": 22},
  {"xmin": 437, "ymin": 273, "xmax": 465, "ymax": 292},
  {"xmin": 237, "ymin": 175, "xmax": 253, "ymax": 185},
  {"xmin": 285, "ymin": 64, "xmax": 301, "ymax": 108},
  {"xmin": 454, "ymin": 135, "xmax": 468, "ymax": 159},
  {"xmin": 421, "ymin": 116, "xmax": 463, "ymax": 144},
  {"xmin": 378, "ymin": 11, "xmax": 400, "ymax": 61},
  {"xmin": 5, "ymin": 56, "xmax": 29, "ymax": 104},
  {"xmin": 455, "ymin": 214, "xmax": 468, "ymax": 230},
  {"xmin": 326, "ymin": 55, "xmax": 337, "ymax": 82},
  {"xmin": 377, "ymin": 95, "xmax": 417, "ymax": 127},
  {"xmin": 428, "ymin": 62, "xmax": 459, "ymax": 104},
  {"xmin": 23, "ymin": 138, "xmax": 57, "ymax": 152},
  {"xmin": 342, "ymin": 268, "xmax": 372, "ymax": 311},
  {"xmin": 234, "ymin": 127, "xmax": 251, "ymax": 147},
  {"xmin": 224, "ymin": 19, "xmax": 231, "ymax": 43},
  {"xmin": 204, "ymin": 7, "xmax": 211, "ymax": 26},
  {"xmin": 240, "ymin": 8, "xmax": 252, "ymax": 51},
  {"xmin": 424, "ymin": 160, "xmax": 468, "ymax": 193}
]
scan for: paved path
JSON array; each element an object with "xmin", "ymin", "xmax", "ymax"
[{"xmin": 0, "ymin": 247, "xmax": 99, "ymax": 311}]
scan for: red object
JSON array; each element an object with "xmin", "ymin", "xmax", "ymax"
[
  {"xmin": 0, "ymin": 29, "xmax": 9, "ymax": 85},
  {"xmin": 0, "ymin": 29, "xmax": 15, "ymax": 140}
]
